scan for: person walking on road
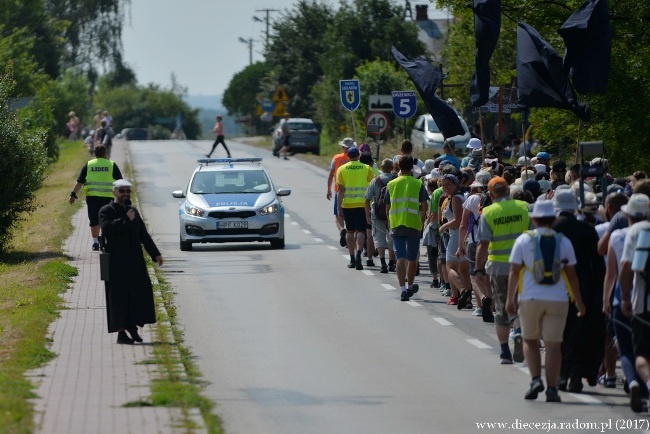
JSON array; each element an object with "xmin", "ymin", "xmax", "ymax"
[
  {"xmin": 507, "ymin": 200, "xmax": 585, "ymax": 403},
  {"xmin": 99, "ymin": 179, "xmax": 163, "ymax": 345},
  {"xmin": 69, "ymin": 145, "xmax": 123, "ymax": 251},
  {"xmin": 278, "ymin": 113, "xmax": 291, "ymax": 160},
  {"xmin": 337, "ymin": 146, "xmax": 375, "ymax": 270},
  {"xmin": 386, "ymin": 155, "xmax": 428, "ymax": 301},
  {"xmin": 475, "ymin": 176, "xmax": 531, "ymax": 364},
  {"xmin": 327, "ymin": 138, "xmax": 353, "ymax": 247},
  {"xmin": 365, "ymin": 158, "xmax": 397, "ymax": 273},
  {"xmin": 206, "ymin": 115, "xmax": 231, "ymax": 158}
]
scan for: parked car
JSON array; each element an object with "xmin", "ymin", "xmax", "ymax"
[
  {"xmin": 171, "ymin": 157, "xmax": 291, "ymax": 251},
  {"xmin": 410, "ymin": 114, "xmax": 471, "ymax": 154},
  {"xmin": 272, "ymin": 118, "xmax": 320, "ymax": 155}
]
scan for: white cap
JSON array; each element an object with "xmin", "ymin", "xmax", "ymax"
[
  {"xmin": 622, "ymin": 193, "xmax": 650, "ymax": 218},
  {"xmin": 534, "ymin": 164, "xmax": 547, "ymax": 173},
  {"xmin": 467, "ymin": 138, "xmax": 482, "ymax": 149},
  {"xmin": 426, "ymin": 168, "xmax": 440, "ymax": 180},
  {"xmin": 112, "ymin": 179, "xmax": 133, "ymax": 190}
]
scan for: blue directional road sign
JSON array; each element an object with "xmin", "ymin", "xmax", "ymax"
[
  {"xmin": 340, "ymin": 79, "xmax": 360, "ymax": 112},
  {"xmin": 392, "ymin": 91, "xmax": 417, "ymax": 119}
]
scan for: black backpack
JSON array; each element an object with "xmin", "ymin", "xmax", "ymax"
[{"xmin": 373, "ymin": 177, "xmax": 391, "ymax": 220}]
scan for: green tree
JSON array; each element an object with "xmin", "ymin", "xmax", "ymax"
[
  {"xmin": 436, "ymin": 0, "xmax": 650, "ymax": 174},
  {"xmin": 222, "ymin": 62, "xmax": 268, "ymax": 117},
  {"xmin": 0, "ymin": 67, "xmax": 49, "ymax": 252}
]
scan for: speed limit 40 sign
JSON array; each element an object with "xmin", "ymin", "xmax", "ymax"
[{"xmin": 365, "ymin": 112, "xmax": 390, "ymax": 134}]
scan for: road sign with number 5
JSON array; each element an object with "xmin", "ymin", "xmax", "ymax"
[{"xmin": 392, "ymin": 91, "xmax": 417, "ymax": 119}]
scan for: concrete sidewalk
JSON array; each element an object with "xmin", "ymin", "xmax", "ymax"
[{"xmin": 26, "ymin": 142, "xmax": 186, "ymax": 433}]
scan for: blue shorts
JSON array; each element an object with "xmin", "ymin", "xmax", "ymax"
[{"xmin": 393, "ymin": 235, "xmax": 420, "ymax": 261}]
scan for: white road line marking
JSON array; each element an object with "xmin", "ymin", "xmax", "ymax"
[
  {"xmin": 302, "ymin": 229, "xmax": 311, "ymax": 234},
  {"xmin": 406, "ymin": 301, "xmax": 422, "ymax": 307},
  {"xmin": 433, "ymin": 317, "xmax": 453, "ymax": 326},
  {"xmin": 467, "ymin": 339, "xmax": 491, "ymax": 349},
  {"xmin": 381, "ymin": 284, "xmax": 396, "ymax": 291},
  {"xmin": 570, "ymin": 393, "xmax": 602, "ymax": 404},
  {"xmin": 362, "ymin": 270, "xmax": 374, "ymax": 276},
  {"xmin": 291, "ymin": 222, "xmax": 298, "ymax": 225},
  {"xmin": 517, "ymin": 366, "xmax": 529, "ymax": 376},
  {"xmin": 327, "ymin": 246, "xmax": 337, "ymax": 250},
  {"xmin": 285, "ymin": 214, "xmax": 291, "ymax": 218},
  {"xmin": 342, "ymin": 255, "xmax": 350, "ymax": 260},
  {"xmin": 313, "ymin": 238, "xmax": 323, "ymax": 242}
]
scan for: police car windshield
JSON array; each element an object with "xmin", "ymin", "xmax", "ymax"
[{"xmin": 190, "ymin": 170, "xmax": 271, "ymax": 194}]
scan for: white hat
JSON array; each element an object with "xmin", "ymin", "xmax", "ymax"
[
  {"xmin": 475, "ymin": 170, "xmax": 492, "ymax": 186},
  {"xmin": 112, "ymin": 179, "xmax": 133, "ymax": 190},
  {"xmin": 339, "ymin": 137, "xmax": 355, "ymax": 147},
  {"xmin": 621, "ymin": 193, "xmax": 650, "ymax": 218},
  {"xmin": 423, "ymin": 159, "xmax": 436, "ymax": 174},
  {"xmin": 467, "ymin": 138, "xmax": 482, "ymax": 149},
  {"xmin": 426, "ymin": 168, "xmax": 440, "ymax": 180},
  {"xmin": 520, "ymin": 170, "xmax": 536, "ymax": 181},
  {"xmin": 529, "ymin": 200, "xmax": 556, "ymax": 218},
  {"xmin": 517, "ymin": 156, "xmax": 529, "ymax": 166},
  {"xmin": 469, "ymin": 180, "xmax": 483, "ymax": 188},
  {"xmin": 553, "ymin": 189, "xmax": 580, "ymax": 211},
  {"xmin": 538, "ymin": 179, "xmax": 552, "ymax": 193},
  {"xmin": 534, "ymin": 164, "xmax": 547, "ymax": 173}
]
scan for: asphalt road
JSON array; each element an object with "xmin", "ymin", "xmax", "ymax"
[{"xmin": 128, "ymin": 139, "xmax": 647, "ymax": 434}]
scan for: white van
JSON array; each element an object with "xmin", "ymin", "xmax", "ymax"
[{"xmin": 410, "ymin": 114, "xmax": 471, "ymax": 152}]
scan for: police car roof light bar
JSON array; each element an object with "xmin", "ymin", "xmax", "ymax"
[{"xmin": 197, "ymin": 157, "xmax": 263, "ymax": 165}]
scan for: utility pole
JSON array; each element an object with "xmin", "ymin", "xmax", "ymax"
[
  {"xmin": 238, "ymin": 37, "xmax": 253, "ymax": 65},
  {"xmin": 253, "ymin": 8, "xmax": 279, "ymax": 52}
]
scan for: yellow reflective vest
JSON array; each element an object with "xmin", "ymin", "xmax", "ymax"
[
  {"xmin": 336, "ymin": 161, "xmax": 374, "ymax": 208},
  {"xmin": 84, "ymin": 158, "xmax": 115, "ymax": 197},
  {"xmin": 387, "ymin": 175, "xmax": 423, "ymax": 231},
  {"xmin": 482, "ymin": 199, "xmax": 530, "ymax": 263}
]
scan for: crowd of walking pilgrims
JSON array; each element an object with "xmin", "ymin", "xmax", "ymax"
[{"xmin": 327, "ymin": 136, "xmax": 650, "ymax": 411}]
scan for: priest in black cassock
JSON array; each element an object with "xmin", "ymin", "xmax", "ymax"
[{"xmin": 99, "ymin": 179, "xmax": 163, "ymax": 344}]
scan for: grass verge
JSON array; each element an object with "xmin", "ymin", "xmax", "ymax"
[{"xmin": 0, "ymin": 140, "xmax": 223, "ymax": 433}]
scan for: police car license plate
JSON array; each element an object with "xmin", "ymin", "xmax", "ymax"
[{"xmin": 217, "ymin": 221, "xmax": 248, "ymax": 229}]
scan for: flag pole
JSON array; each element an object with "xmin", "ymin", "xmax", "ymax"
[
  {"xmin": 521, "ymin": 109, "xmax": 530, "ymax": 168},
  {"xmin": 574, "ymin": 119, "xmax": 582, "ymax": 165}
]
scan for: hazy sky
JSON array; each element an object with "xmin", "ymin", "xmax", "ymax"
[
  {"xmin": 122, "ymin": 0, "xmax": 330, "ymax": 97},
  {"xmin": 121, "ymin": 1, "xmax": 446, "ymax": 97}
]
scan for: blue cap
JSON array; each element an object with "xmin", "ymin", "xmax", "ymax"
[
  {"xmin": 536, "ymin": 151, "xmax": 551, "ymax": 161},
  {"xmin": 347, "ymin": 146, "xmax": 360, "ymax": 157}
]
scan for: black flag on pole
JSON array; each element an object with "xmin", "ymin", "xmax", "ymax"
[
  {"xmin": 470, "ymin": 0, "xmax": 501, "ymax": 107},
  {"xmin": 558, "ymin": 0, "xmax": 611, "ymax": 95},
  {"xmin": 391, "ymin": 46, "xmax": 465, "ymax": 138},
  {"xmin": 516, "ymin": 21, "xmax": 589, "ymax": 122}
]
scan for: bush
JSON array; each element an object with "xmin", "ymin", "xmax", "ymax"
[{"xmin": 0, "ymin": 67, "xmax": 48, "ymax": 253}]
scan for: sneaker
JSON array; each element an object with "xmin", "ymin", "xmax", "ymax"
[
  {"xmin": 366, "ymin": 259, "xmax": 375, "ymax": 267},
  {"xmin": 545, "ymin": 387, "xmax": 561, "ymax": 402},
  {"xmin": 472, "ymin": 308, "xmax": 483, "ymax": 316},
  {"xmin": 442, "ymin": 288, "xmax": 451, "ymax": 297},
  {"xmin": 630, "ymin": 383, "xmax": 644, "ymax": 413},
  {"xmin": 513, "ymin": 333, "xmax": 524, "ymax": 363},
  {"xmin": 347, "ymin": 261, "xmax": 356, "ymax": 269},
  {"xmin": 430, "ymin": 279, "xmax": 440, "ymax": 288},
  {"xmin": 380, "ymin": 265, "xmax": 388, "ymax": 274},
  {"xmin": 355, "ymin": 258, "xmax": 363, "ymax": 270},
  {"xmin": 525, "ymin": 378, "xmax": 545, "ymax": 400},
  {"xmin": 499, "ymin": 354, "xmax": 513, "ymax": 365},
  {"xmin": 447, "ymin": 296, "xmax": 458, "ymax": 305},
  {"xmin": 339, "ymin": 229, "xmax": 347, "ymax": 247},
  {"xmin": 388, "ymin": 261, "xmax": 396, "ymax": 272},
  {"xmin": 116, "ymin": 331, "xmax": 134, "ymax": 345},
  {"xmin": 400, "ymin": 291, "xmax": 409, "ymax": 302},
  {"xmin": 457, "ymin": 288, "xmax": 472, "ymax": 310},
  {"xmin": 481, "ymin": 296, "xmax": 495, "ymax": 323},
  {"xmin": 408, "ymin": 284, "xmax": 419, "ymax": 297},
  {"xmin": 92, "ymin": 242, "xmax": 100, "ymax": 251},
  {"xmin": 602, "ymin": 375, "xmax": 616, "ymax": 389}
]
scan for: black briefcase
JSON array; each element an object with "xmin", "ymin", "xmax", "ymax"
[{"xmin": 99, "ymin": 252, "xmax": 110, "ymax": 281}]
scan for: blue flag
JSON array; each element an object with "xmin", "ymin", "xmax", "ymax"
[
  {"xmin": 391, "ymin": 46, "xmax": 465, "ymax": 139},
  {"xmin": 558, "ymin": 0, "xmax": 611, "ymax": 95},
  {"xmin": 470, "ymin": 0, "xmax": 501, "ymax": 107},
  {"xmin": 516, "ymin": 22, "xmax": 589, "ymax": 122}
]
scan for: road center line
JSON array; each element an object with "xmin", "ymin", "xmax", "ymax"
[
  {"xmin": 406, "ymin": 301, "xmax": 422, "ymax": 307},
  {"xmin": 313, "ymin": 238, "xmax": 323, "ymax": 242},
  {"xmin": 302, "ymin": 229, "xmax": 311, "ymax": 234},
  {"xmin": 433, "ymin": 317, "xmax": 453, "ymax": 326},
  {"xmin": 381, "ymin": 284, "xmax": 396, "ymax": 291},
  {"xmin": 362, "ymin": 270, "xmax": 374, "ymax": 276},
  {"xmin": 467, "ymin": 339, "xmax": 491, "ymax": 349}
]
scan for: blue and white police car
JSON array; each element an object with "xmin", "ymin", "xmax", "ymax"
[{"xmin": 172, "ymin": 158, "xmax": 291, "ymax": 251}]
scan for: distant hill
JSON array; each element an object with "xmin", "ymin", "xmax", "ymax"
[
  {"xmin": 184, "ymin": 94, "xmax": 223, "ymax": 111},
  {"xmin": 183, "ymin": 95, "xmax": 241, "ymax": 137}
]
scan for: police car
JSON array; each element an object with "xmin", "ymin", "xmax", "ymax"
[{"xmin": 172, "ymin": 158, "xmax": 290, "ymax": 251}]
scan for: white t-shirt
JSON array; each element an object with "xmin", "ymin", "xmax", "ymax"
[
  {"xmin": 621, "ymin": 220, "xmax": 650, "ymax": 314},
  {"xmin": 509, "ymin": 227, "xmax": 577, "ymax": 302},
  {"xmin": 462, "ymin": 194, "xmax": 481, "ymax": 242}
]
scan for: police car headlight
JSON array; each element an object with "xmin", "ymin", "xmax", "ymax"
[
  {"xmin": 260, "ymin": 203, "xmax": 279, "ymax": 215},
  {"xmin": 184, "ymin": 202, "xmax": 205, "ymax": 217}
]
